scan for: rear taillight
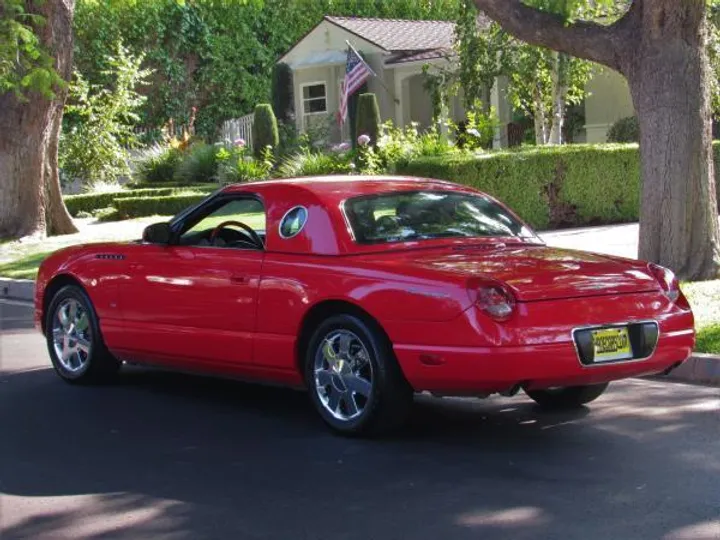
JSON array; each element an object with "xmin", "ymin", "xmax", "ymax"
[
  {"xmin": 468, "ymin": 279, "xmax": 516, "ymax": 321},
  {"xmin": 648, "ymin": 263, "xmax": 689, "ymax": 307}
]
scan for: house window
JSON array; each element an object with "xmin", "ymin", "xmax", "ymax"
[{"xmin": 302, "ymin": 83, "xmax": 327, "ymax": 116}]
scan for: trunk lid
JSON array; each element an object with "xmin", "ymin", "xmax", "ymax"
[{"xmin": 368, "ymin": 243, "xmax": 660, "ymax": 302}]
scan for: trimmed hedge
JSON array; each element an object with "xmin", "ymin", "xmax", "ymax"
[
  {"xmin": 397, "ymin": 143, "xmax": 720, "ymax": 230},
  {"xmin": 64, "ymin": 186, "xmax": 216, "ymax": 217},
  {"xmin": 113, "ymin": 193, "xmax": 208, "ymax": 219}
]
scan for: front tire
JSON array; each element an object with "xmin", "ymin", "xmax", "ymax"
[
  {"xmin": 45, "ymin": 285, "xmax": 121, "ymax": 384},
  {"xmin": 525, "ymin": 383, "xmax": 609, "ymax": 409},
  {"xmin": 305, "ymin": 314, "xmax": 413, "ymax": 436}
]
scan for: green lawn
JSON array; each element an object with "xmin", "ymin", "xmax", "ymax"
[
  {"xmin": 681, "ymin": 280, "xmax": 720, "ymax": 354},
  {"xmin": 0, "ymin": 251, "xmax": 53, "ymax": 280}
]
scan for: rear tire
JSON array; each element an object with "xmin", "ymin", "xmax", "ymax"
[
  {"xmin": 45, "ymin": 285, "xmax": 121, "ymax": 384},
  {"xmin": 305, "ymin": 314, "xmax": 413, "ymax": 436},
  {"xmin": 525, "ymin": 383, "xmax": 609, "ymax": 409}
]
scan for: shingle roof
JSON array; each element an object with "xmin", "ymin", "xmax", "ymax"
[
  {"xmin": 324, "ymin": 16, "xmax": 456, "ymax": 52},
  {"xmin": 385, "ymin": 49, "xmax": 453, "ymax": 65}
]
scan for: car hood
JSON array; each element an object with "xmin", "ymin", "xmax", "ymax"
[{"xmin": 366, "ymin": 244, "xmax": 660, "ymax": 302}]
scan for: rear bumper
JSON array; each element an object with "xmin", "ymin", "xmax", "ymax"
[{"xmin": 394, "ymin": 329, "xmax": 694, "ymax": 394}]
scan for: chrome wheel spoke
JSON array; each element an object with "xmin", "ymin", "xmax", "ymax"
[
  {"xmin": 343, "ymin": 394, "xmax": 359, "ymax": 417},
  {"xmin": 68, "ymin": 301, "xmax": 79, "ymax": 326},
  {"xmin": 338, "ymin": 333, "xmax": 352, "ymax": 357},
  {"xmin": 327, "ymin": 388, "xmax": 342, "ymax": 413},
  {"xmin": 315, "ymin": 368, "xmax": 333, "ymax": 388},
  {"xmin": 344, "ymin": 374, "xmax": 372, "ymax": 397},
  {"xmin": 76, "ymin": 337, "xmax": 91, "ymax": 354},
  {"xmin": 58, "ymin": 305, "xmax": 70, "ymax": 330}
]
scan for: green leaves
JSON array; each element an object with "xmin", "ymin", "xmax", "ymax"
[
  {"xmin": 60, "ymin": 42, "xmax": 152, "ymax": 186},
  {"xmin": 0, "ymin": 0, "xmax": 64, "ymax": 98}
]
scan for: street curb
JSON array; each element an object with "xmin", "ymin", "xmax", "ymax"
[
  {"xmin": 1, "ymin": 276, "xmax": 718, "ymax": 387},
  {"xmin": 654, "ymin": 354, "xmax": 720, "ymax": 387},
  {"xmin": 0, "ymin": 278, "xmax": 35, "ymax": 302}
]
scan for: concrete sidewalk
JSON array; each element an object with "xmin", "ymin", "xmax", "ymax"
[{"xmin": 540, "ymin": 222, "xmax": 639, "ymax": 260}]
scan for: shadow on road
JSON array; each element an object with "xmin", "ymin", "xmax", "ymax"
[{"xmin": 1, "ymin": 367, "xmax": 718, "ymax": 539}]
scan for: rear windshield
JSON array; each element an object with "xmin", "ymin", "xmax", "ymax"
[{"xmin": 343, "ymin": 191, "xmax": 538, "ymax": 245}]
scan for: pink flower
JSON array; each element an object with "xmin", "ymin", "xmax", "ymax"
[
  {"xmin": 234, "ymin": 138, "xmax": 246, "ymax": 148},
  {"xmin": 357, "ymin": 134, "xmax": 371, "ymax": 147},
  {"xmin": 331, "ymin": 142, "xmax": 351, "ymax": 153}
]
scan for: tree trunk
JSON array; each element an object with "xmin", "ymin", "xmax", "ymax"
[
  {"xmin": 548, "ymin": 52, "xmax": 568, "ymax": 145},
  {"xmin": 0, "ymin": 0, "xmax": 77, "ymax": 240},
  {"xmin": 533, "ymin": 88, "xmax": 548, "ymax": 145},
  {"xmin": 629, "ymin": 2, "xmax": 720, "ymax": 279}
]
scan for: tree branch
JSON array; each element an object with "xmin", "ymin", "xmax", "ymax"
[{"xmin": 473, "ymin": 0, "xmax": 626, "ymax": 72}]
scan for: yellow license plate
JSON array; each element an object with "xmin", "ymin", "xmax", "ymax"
[{"xmin": 591, "ymin": 327, "xmax": 633, "ymax": 362}]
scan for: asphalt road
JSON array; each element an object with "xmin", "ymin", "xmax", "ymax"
[{"xmin": 1, "ymin": 300, "xmax": 719, "ymax": 540}]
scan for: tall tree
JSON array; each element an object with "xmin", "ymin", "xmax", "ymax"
[
  {"xmin": 475, "ymin": 0, "xmax": 720, "ymax": 280},
  {"xmin": 0, "ymin": 0, "xmax": 77, "ymax": 239}
]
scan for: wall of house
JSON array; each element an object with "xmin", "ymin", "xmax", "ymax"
[
  {"xmin": 293, "ymin": 65, "xmax": 336, "ymax": 137},
  {"xmin": 584, "ymin": 68, "xmax": 635, "ymax": 143}
]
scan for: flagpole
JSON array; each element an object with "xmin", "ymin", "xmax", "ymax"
[{"xmin": 345, "ymin": 40, "xmax": 400, "ymax": 105}]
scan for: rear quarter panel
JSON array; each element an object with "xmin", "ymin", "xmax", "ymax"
[{"xmin": 253, "ymin": 253, "xmax": 474, "ymax": 371}]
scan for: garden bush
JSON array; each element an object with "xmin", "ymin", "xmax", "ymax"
[
  {"xmin": 174, "ymin": 143, "xmax": 220, "ymax": 183},
  {"xmin": 218, "ymin": 149, "xmax": 274, "ymax": 184},
  {"xmin": 253, "ymin": 104, "xmax": 280, "ymax": 157},
  {"xmin": 396, "ymin": 144, "xmax": 642, "ymax": 230},
  {"xmin": 113, "ymin": 193, "xmax": 208, "ymax": 219},
  {"xmin": 278, "ymin": 149, "xmax": 352, "ymax": 178},
  {"xmin": 356, "ymin": 93, "xmax": 381, "ymax": 147},
  {"xmin": 134, "ymin": 145, "xmax": 183, "ymax": 183},
  {"xmin": 607, "ymin": 116, "xmax": 639, "ymax": 143}
]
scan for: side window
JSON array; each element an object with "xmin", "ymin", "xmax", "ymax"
[
  {"xmin": 180, "ymin": 198, "xmax": 266, "ymax": 248},
  {"xmin": 279, "ymin": 206, "xmax": 308, "ymax": 239}
]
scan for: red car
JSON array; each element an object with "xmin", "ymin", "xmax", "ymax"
[{"xmin": 35, "ymin": 176, "xmax": 695, "ymax": 435}]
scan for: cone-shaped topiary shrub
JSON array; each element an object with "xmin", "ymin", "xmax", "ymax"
[
  {"xmin": 355, "ymin": 93, "xmax": 381, "ymax": 148},
  {"xmin": 271, "ymin": 63, "xmax": 294, "ymax": 124},
  {"xmin": 253, "ymin": 104, "xmax": 280, "ymax": 157}
]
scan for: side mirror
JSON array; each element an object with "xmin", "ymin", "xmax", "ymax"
[{"xmin": 142, "ymin": 222, "xmax": 172, "ymax": 244}]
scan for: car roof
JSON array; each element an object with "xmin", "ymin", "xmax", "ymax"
[
  {"xmin": 221, "ymin": 175, "xmax": 477, "ymax": 204},
  {"xmin": 218, "ymin": 176, "xmax": 494, "ymax": 256}
]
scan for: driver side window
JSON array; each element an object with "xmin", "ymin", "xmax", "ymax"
[{"xmin": 180, "ymin": 197, "xmax": 266, "ymax": 249}]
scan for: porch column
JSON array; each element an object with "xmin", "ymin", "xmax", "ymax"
[
  {"xmin": 491, "ymin": 75, "xmax": 511, "ymax": 149},
  {"xmin": 394, "ymin": 72, "xmax": 404, "ymax": 127}
]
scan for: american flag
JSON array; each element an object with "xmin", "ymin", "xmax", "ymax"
[{"xmin": 338, "ymin": 46, "xmax": 373, "ymax": 125}]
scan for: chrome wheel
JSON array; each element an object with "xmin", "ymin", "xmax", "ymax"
[
  {"xmin": 313, "ymin": 329, "xmax": 374, "ymax": 422},
  {"xmin": 51, "ymin": 298, "xmax": 92, "ymax": 374}
]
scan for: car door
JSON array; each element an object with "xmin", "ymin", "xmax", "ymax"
[{"xmin": 117, "ymin": 195, "xmax": 266, "ymax": 370}]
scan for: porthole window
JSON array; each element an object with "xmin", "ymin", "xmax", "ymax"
[{"xmin": 279, "ymin": 206, "xmax": 308, "ymax": 239}]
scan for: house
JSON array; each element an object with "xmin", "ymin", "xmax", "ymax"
[{"xmin": 278, "ymin": 16, "xmax": 635, "ymax": 146}]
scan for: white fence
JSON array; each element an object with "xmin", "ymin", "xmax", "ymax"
[{"xmin": 220, "ymin": 114, "xmax": 254, "ymax": 149}]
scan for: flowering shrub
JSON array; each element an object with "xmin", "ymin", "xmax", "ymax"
[
  {"xmin": 217, "ymin": 143, "xmax": 273, "ymax": 184},
  {"xmin": 355, "ymin": 121, "xmax": 457, "ymax": 174},
  {"xmin": 357, "ymin": 134, "xmax": 371, "ymax": 147}
]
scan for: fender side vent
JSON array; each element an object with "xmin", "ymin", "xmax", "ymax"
[{"xmin": 95, "ymin": 254, "xmax": 125, "ymax": 260}]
